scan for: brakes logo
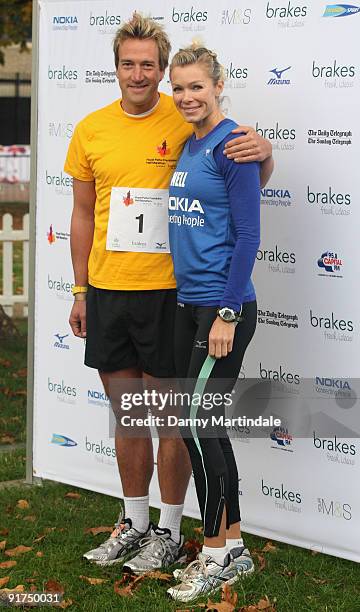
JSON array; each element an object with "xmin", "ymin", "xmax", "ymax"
[
  {"xmin": 312, "ymin": 60, "xmax": 355, "ymax": 79},
  {"xmin": 257, "ymin": 246, "xmax": 296, "ymax": 264},
  {"xmin": 89, "ymin": 11, "xmax": 121, "ymax": 26},
  {"xmin": 256, "ymin": 121, "xmax": 296, "ymax": 141},
  {"xmin": 172, "ymin": 6, "xmax": 208, "ymax": 22},
  {"xmin": 323, "ymin": 4, "xmax": 360, "ymax": 17},
  {"xmin": 260, "ymin": 362, "xmax": 300, "ymax": 385},
  {"xmin": 48, "ymin": 65, "xmax": 78, "ymax": 81},
  {"xmin": 313, "ymin": 431, "xmax": 355, "ymax": 456},
  {"xmin": 267, "ymin": 66, "xmax": 291, "ymax": 85},
  {"xmin": 265, "ymin": 2, "xmax": 307, "ymax": 18},
  {"xmin": 310, "ymin": 310, "xmax": 353, "ymax": 332},
  {"xmin": 51, "ymin": 434, "xmax": 77, "ymax": 447},
  {"xmin": 261, "ymin": 479, "xmax": 302, "ymax": 505},
  {"xmin": 317, "ymin": 251, "xmax": 343, "ymax": 275}
]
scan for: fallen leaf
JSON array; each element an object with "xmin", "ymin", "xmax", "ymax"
[
  {"xmin": 222, "ymin": 583, "xmax": 238, "ymax": 607},
  {"xmin": 34, "ymin": 528, "xmax": 56, "ymax": 543},
  {"xmin": 64, "ymin": 492, "xmax": 81, "ymax": 500},
  {"xmin": 13, "ymin": 368, "xmax": 27, "ymax": 378},
  {"xmin": 142, "ymin": 571, "xmax": 172, "ymax": 581},
  {"xmin": 23, "ymin": 515, "xmax": 36, "ymax": 522},
  {"xmin": 0, "ymin": 585, "xmax": 25, "ymax": 593},
  {"xmin": 0, "ymin": 529, "xmax": 8, "ymax": 537},
  {"xmin": 114, "ymin": 574, "xmax": 144, "ymax": 597},
  {"xmin": 45, "ymin": 579, "xmax": 64, "ymax": 593},
  {"xmin": 0, "ymin": 577, "xmax": 10, "ymax": 588},
  {"xmin": 304, "ymin": 571, "xmax": 328, "ymax": 585},
  {"xmin": 59, "ymin": 599, "xmax": 73, "ymax": 609},
  {"xmin": 0, "ymin": 561, "xmax": 17, "ymax": 569},
  {"xmin": 193, "ymin": 526, "xmax": 203, "ymax": 534},
  {"xmin": 280, "ymin": 568, "xmax": 296, "ymax": 578},
  {"xmin": 16, "ymin": 499, "xmax": 30, "ymax": 510},
  {"xmin": 0, "ymin": 541, "xmax": 6, "ymax": 551},
  {"xmin": 79, "ymin": 576, "xmax": 108, "ymax": 585},
  {"xmin": 310, "ymin": 550, "xmax": 319, "ymax": 556},
  {"xmin": 256, "ymin": 596, "xmax": 275, "ymax": 611},
  {"xmin": 30, "ymin": 585, "xmax": 37, "ymax": 592},
  {"xmin": 262, "ymin": 542, "xmax": 278, "ymax": 553},
  {"xmin": 26, "ymin": 578, "xmax": 37, "ymax": 584},
  {"xmin": 36, "ymin": 552, "xmax": 44, "ymax": 558},
  {"xmin": 5, "ymin": 545, "xmax": 32, "ymax": 557},
  {"xmin": 183, "ymin": 538, "xmax": 202, "ymax": 562},
  {"xmin": 0, "ymin": 358, "xmax": 12, "ymax": 368},
  {"xmin": 253, "ymin": 551, "xmax": 266, "ymax": 572},
  {"xmin": 84, "ymin": 526, "xmax": 113, "ymax": 536},
  {"xmin": 0, "ymin": 435, "xmax": 15, "ymax": 444}
]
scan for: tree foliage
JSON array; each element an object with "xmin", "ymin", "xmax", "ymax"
[{"xmin": 0, "ymin": 0, "xmax": 32, "ymax": 65}]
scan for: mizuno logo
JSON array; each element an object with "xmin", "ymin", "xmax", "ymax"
[
  {"xmin": 269, "ymin": 66, "xmax": 291, "ymax": 79},
  {"xmin": 156, "ymin": 242, "xmax": 166, "ymax": 248},
  {"xmin": 195, "ymin": 340, "xmax": 207, "ymax": 349},
  {"xmin": 55, "ymin": 333, "xmax": 69, "ymax": 343}
]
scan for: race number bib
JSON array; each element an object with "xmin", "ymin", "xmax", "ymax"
[{"xmin": 106, "ymin": 187, "xmax": 170, "ymax": 253}]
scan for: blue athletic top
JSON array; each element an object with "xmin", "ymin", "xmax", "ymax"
[{"xmin": 168, "ymin": 118, "xmax": 260, "ymax": 311}]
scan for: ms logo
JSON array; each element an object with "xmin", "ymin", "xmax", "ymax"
[{"xmin": 269, "ymin": 66, "xmax": 291, "ymax": 79}]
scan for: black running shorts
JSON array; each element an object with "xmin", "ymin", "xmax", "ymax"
[{"xmin": 85, "ymin": 286, "xmax": 177, "ymax": 376}]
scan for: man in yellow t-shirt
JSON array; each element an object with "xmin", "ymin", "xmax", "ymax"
[{"xmin": 65, "ymin": 14, "xmax": 273, "ymax": 573}]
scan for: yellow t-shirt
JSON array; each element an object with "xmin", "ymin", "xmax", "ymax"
[{"xmin": 64, "ymin": 93, "xmax": 192, "ymax": 290}]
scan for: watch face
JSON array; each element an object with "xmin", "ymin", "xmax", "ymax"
[{"xmin": 219, "ymin": 308, "xmax": 235, "ymax": 321}]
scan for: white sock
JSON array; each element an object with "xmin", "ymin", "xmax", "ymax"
[
  {"xmin": 227, "ymin": 537, "xmax": 244, "ymax": 551},
  {"xmin": 158, "ymin": 502, "xmax": 183, "ymax": 543},
  {"xmin": 123, "ymin": 495, "xmax": 149, "ymax": 533},
  {"xmin": 202, "ymin": 544, "xmax": 228, "ymax": 566}
]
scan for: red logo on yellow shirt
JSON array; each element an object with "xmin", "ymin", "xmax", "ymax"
[
  {"xmin": 47, "ymin": 224, "xmax": 56, "ymax": 244},
  {"xmin": 123, "ymin": 190, "xmax": 134, "ymax": 206},
  {"xmin": 156, "ymin": 140, "xmax": 171, "ymax": 156}
]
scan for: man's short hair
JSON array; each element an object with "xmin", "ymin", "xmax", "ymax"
[{"xmin": 113, "ymin": 13, "xmax": 171, "ymax": 71}]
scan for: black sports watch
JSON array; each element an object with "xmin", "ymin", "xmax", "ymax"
[{"xmin": 217, "ymin": 306, "xmax": 242, "ymax": 323}]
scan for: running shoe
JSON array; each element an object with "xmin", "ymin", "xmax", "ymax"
[
  {"xmin": 123, "ymin": 526, "xmax": 186, "ymax": 575},
  {"xmin": 167, "ymin": 551, "xmax": 239, "ymax": 603},
  {"xmin": 229, "ymin": 545, "xmax": 255, "ymax": 576},
  {"xmin": 83, "ymin": 508, "xmax": 150, "ymax": 566}
]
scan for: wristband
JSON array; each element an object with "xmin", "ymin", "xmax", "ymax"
[{"xmin": 72, "ymin": 285, "xmax": 88, "ymax": 296}]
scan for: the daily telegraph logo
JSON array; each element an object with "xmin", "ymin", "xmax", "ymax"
[
  {"xmin": 87, "ymin": 389, "xmax": 110, "ymax": 408},
  {"xmin": 85, "ymin": 69, "xmax": 116, "ymax": 85},
  {"xmin": 306, "ymin": 185, "xmax": 351, "ymax": 216},
  {"xmin": 48, "ymin": 377, "xmax": 77, "ymax": 404},
  {"xmin": 270, "ymin": 426, "xmax": 293, "ymax": 452},
  {"xmin": 310, "ymin": 309, "xmax": 353, "ymax": 342},
  {"xmin": 221, "ymin": 8, "xmax": 252, "ymax": 25},
  {"xmin": 172, "ymin": 6, "xmax": 207, "ymax": 31},
  {"xmin": 52, "ymin": 15, "xmax": 78, "ymax": 31},
  {"xmin": 312, "ymin": 60, "xmax": 355, "ymax": 89},
  {"xmin": 261, "ymin": 479, "xmax": 302, "ymax": 513},
  {"xmin": 307, "ymin": 128, "xmax": 352, "ymax": 147},
  {"xmin": 267, "ymin": 66, "xmax": 291, "ymax": 85},
  {"xmin": 224, "ymin": 63, "xmax": 248, "ymax": 89},
  {"xmin": 261, "ymin": 187, "xmax": 292, "ymax": 208},
  {"xmin": 317, "ymin": 251, "xmax": 343, "ymax": 278},
  {"xmin": 313, "ymin": 431, "xmax": 356, "ymax": 466},
  {"xmin": 265, "ymin": 2, "xmax": 308, "ymax": 27},
  {"xmin": 47, "ymin": 65, "xmax": 78, "ymax": 89},
  {"xmin": 256, "ymin": 122, "xmax": 295, "ymax": 151},
  {"xmin": 323, "ymin": 4, "xmax": 360, "ymax": 17},
  {"xmin": 258, "ymin": 308, "xmax": 299, "ymax": 330},
  {"xmin": 256, "ymin": 245, "xmax": 296, "ymax": 274},
  {"xmin": 47, "ymin": 275, "xmax": 74, "ymax": 301},
  {"xmin": 45, "ymin": 171, "xmax": 72, "ymax": 196},
  {"xmin": 54, "ymin": 333, "xmax": 70, "ymax": 350},
  {"xmin": 48, "ymin": 122, "xmax": 74, "ymax": 139},
  {"xmin": 89, "ymin": 11, "xmax": 121, "ymax": 33},
  {"xmin": 314, "ymin": 376, "xmax": 352, "ymax": 399},
  {"xmin": 317, "ymin": 497, "xmax": 352, "ymax": 520},
  {"xmin": 260, "ymin": 362, "xmax": 300, "ymax": 386},
  {"xmin": 51, "ymin": 434, "xmax": 77, "ymax": 447}
]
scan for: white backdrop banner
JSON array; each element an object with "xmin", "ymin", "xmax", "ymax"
[{"xmin": 32, "ymin": 0, "xmax": 360, "ymax": 562}]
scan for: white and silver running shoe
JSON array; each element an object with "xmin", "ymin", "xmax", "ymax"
[
  {"xmin": 167, "ymin": 551, "xmax": 240, "ymax": 603},
  {"xmin": 83, "ymin": 509, "xmax": 151, "ymax": 566},
  {"xmin": 229, "ymin": 546, "xmax": 254, "ymax": 576},
  {"xmin": 123, "ymin": 526, "xmax": 186, "ymax": 575}
]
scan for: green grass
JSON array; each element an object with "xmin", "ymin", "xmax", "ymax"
[{"xmin": 1, "ymin": 322, "xmax": 360, "ymax": 611}]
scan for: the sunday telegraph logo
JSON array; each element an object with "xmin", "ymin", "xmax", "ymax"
[{"xmin": 257, "ymin": 308, "xmax": 299, "ymax": 329}]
